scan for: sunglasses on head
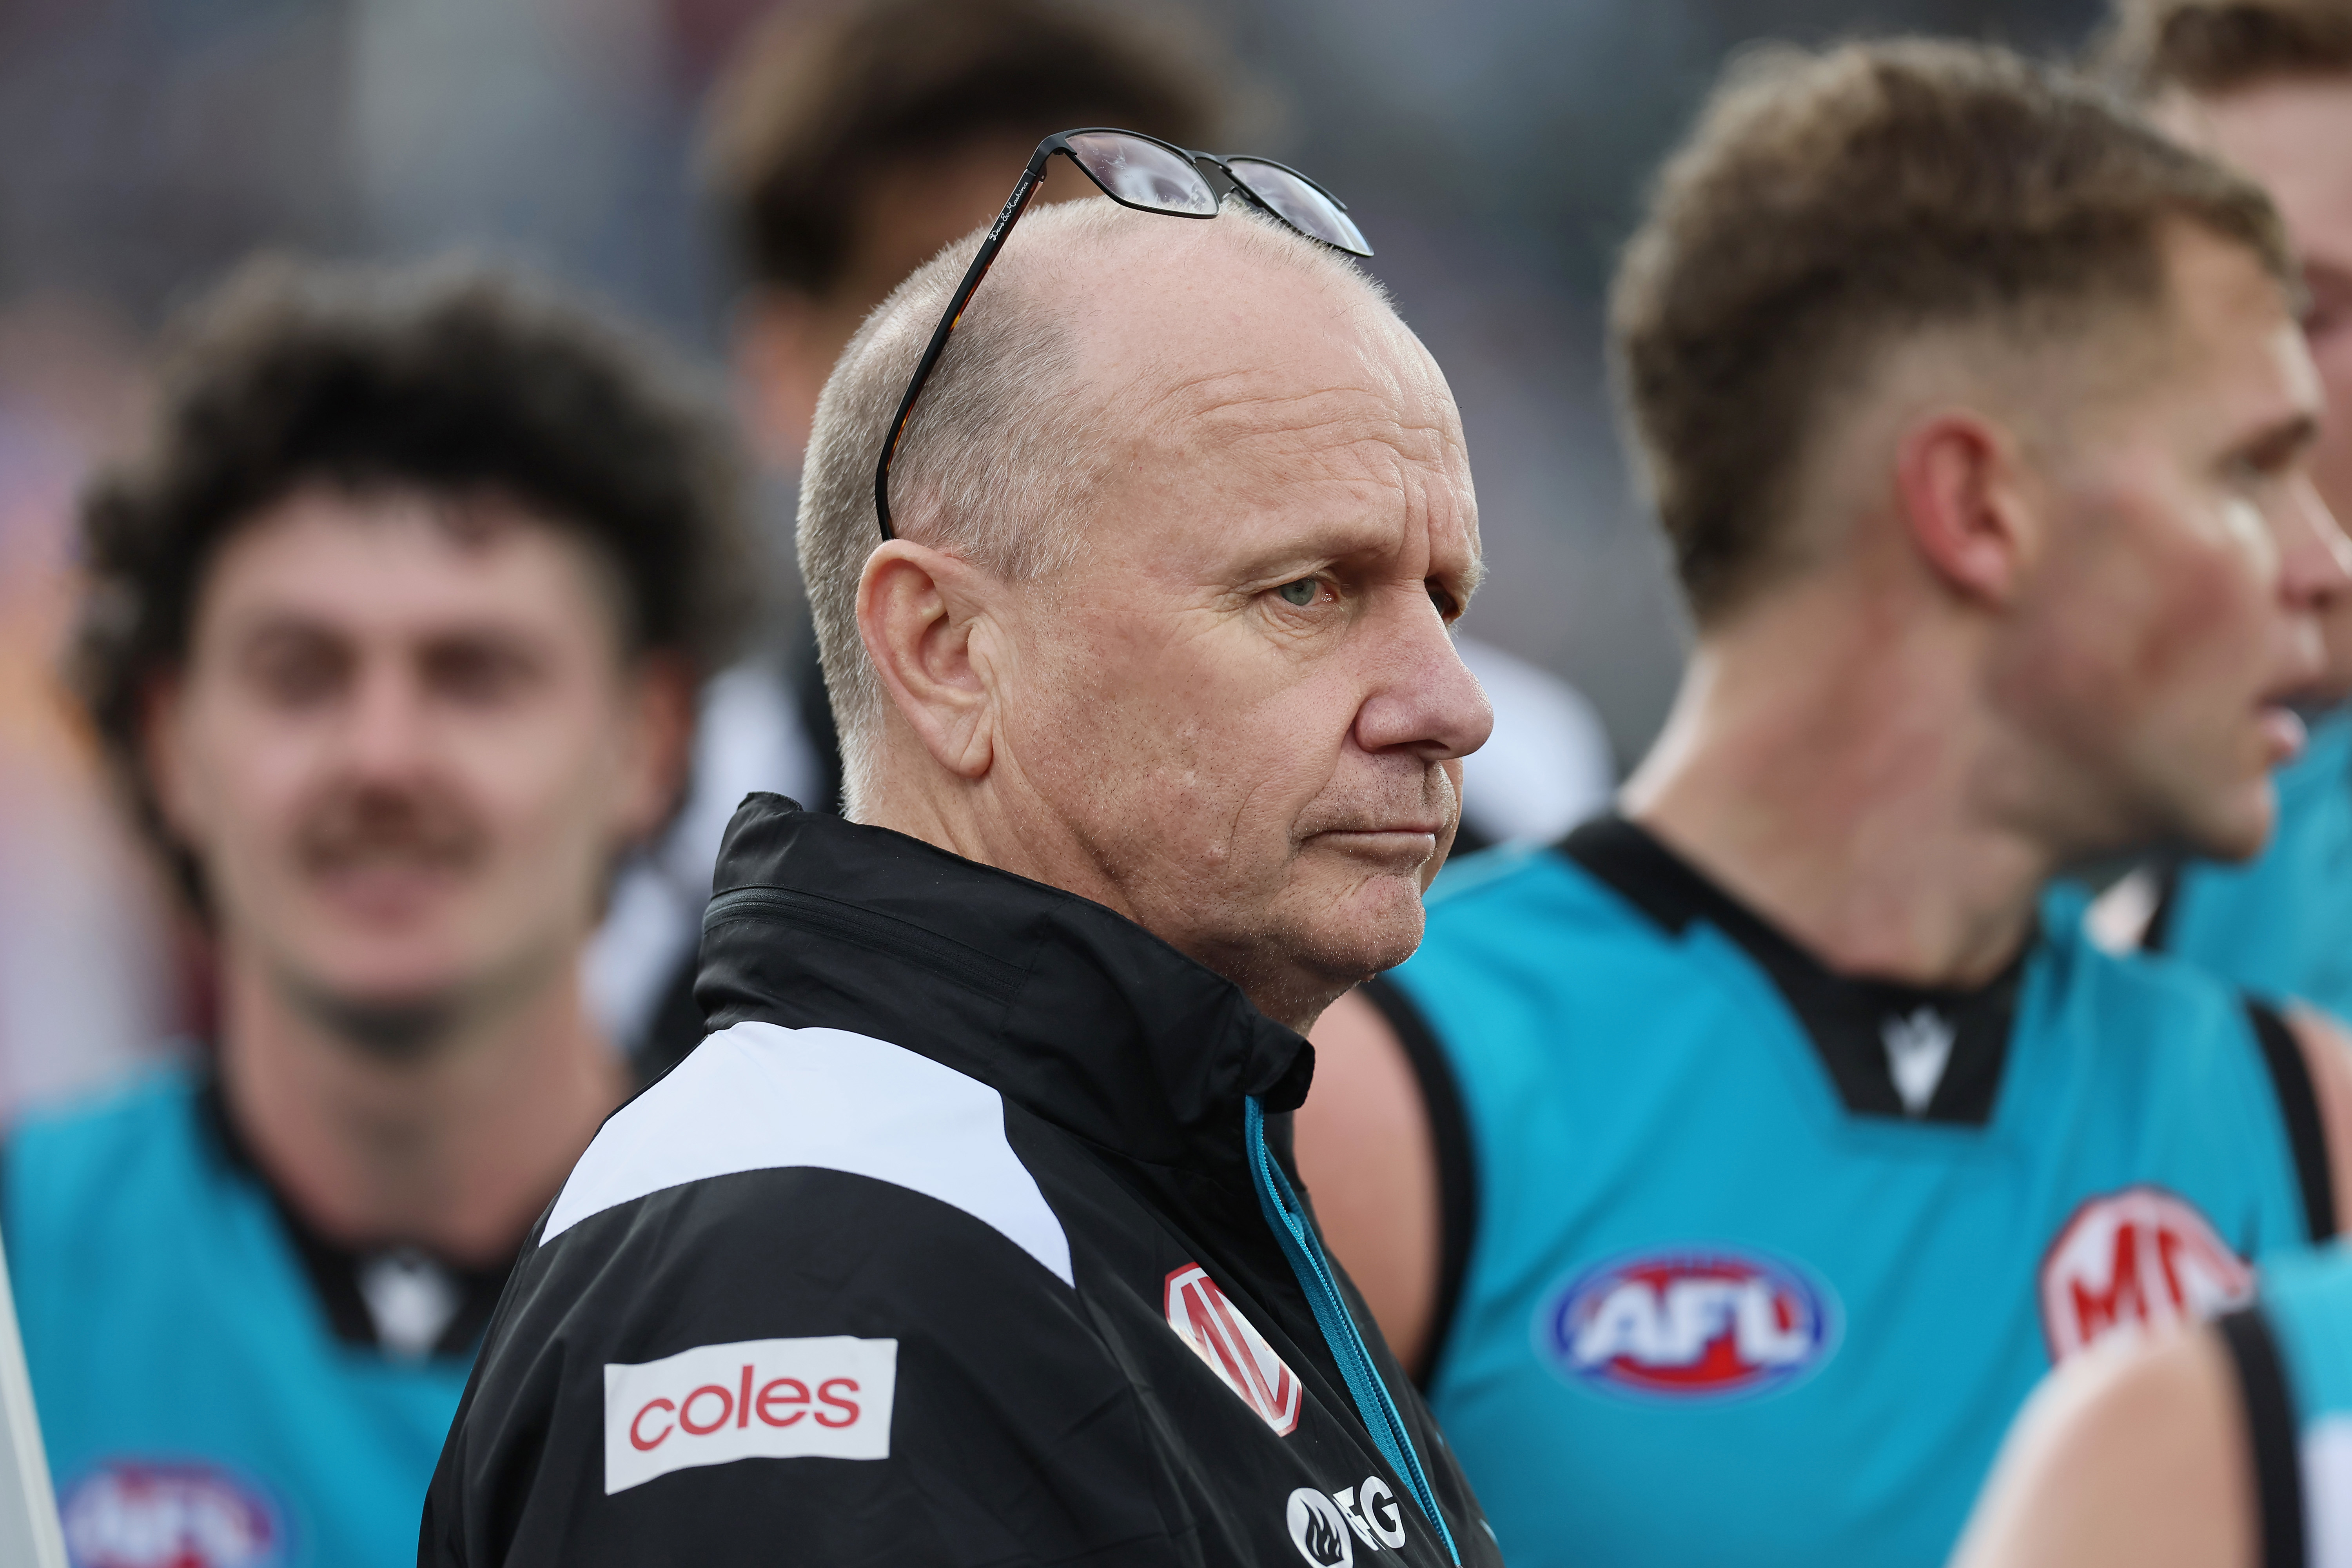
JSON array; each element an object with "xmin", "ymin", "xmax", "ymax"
[{"xmin": 871, "ymin": 127, "xmax": 1374, "ymax": 541}]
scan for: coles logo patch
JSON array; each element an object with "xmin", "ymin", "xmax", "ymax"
[
  {"xmin": 1537, "ymin": 1246, "xmax": 1840, "ymax": 1400},
  {"xmin": 58, "ymin": 1460, "xmax": 285, "ymax": 1568},
  {"xmin": 603, "ymin": 1335, "xmax": 896, "ymax": 1494},
  {"xmin": 1165, "ymin": 1263, "xmax": 1301, "ymax": 1435},
  {"xmin": 2040, "ymin": 1186, "xmax": 2252, "ymax": 1360}
]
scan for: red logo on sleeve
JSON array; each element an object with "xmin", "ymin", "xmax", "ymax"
[{"xmin": 2040, "ymin": 1187, "xmax": 2253, "ymax": 1360}]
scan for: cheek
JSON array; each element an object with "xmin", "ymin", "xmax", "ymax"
[
  {"xmin": 448, "ymin": 693, "xmax": 637, "ymax": 853},
  {"xmin": 1016, "ymin": 613, "xmax": 1348, "ymax": 848},
  {"xmin": 2316, "ymin": 350, "xmax": 2352, "ymax": 514},
  {"xmin": 178, "ymin": 691, "xmax": 331, "ymax": 852},
  {"xmin": 2040, "ymin": 489, "xmax": 2270, "ymax": 715},
  {"xmin": 2138, "ymin": 504, "xmax": 2276, "ymax": 693}
]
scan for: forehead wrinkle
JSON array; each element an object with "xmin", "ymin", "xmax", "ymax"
[{"xmin": 1171, "ymin": 377, "xmax": 1462, "ymax": 479}]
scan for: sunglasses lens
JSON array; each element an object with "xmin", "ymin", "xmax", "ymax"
[
  {"xmin": 1225, "ymin": 159, "xmax": 1372, "ymax": 256},
  {"xmin": 1065, "ymin": 132, "xmax": 1218, "ymax": 216}
]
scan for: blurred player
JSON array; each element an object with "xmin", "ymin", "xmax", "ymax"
[
  {"xmin": 2083, "ymin": 1, "xmax": 2352, "ymax": 1022},
  {"xmin": 1294, "ymin": 39, "xmax": 2352, "ymax": 1567},
  {"xmin": 1, "ymin": 257, "xmax": 747, "ymax": 1568}
]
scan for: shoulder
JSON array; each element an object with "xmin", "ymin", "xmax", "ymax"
[
  {"xmin": 1953, "ymin": 1325, "xmax": 2250, "ymax": 1568},
  {"xmin": 6, "ymin": 1065, "xmax": 203, "ymax": 1209},
  {"xmin": 1414, "ymin": 842, "xmax": 1659, "ymax": 973},
  {"xmin": 541, "ymin": 1020, "xmax": 1072, "ymax": 1288},
  {"xmin": 439, "ymin": 1033, "xmax": 1169, "ymax": 1566},
  {"xmin": 2040, "ymin": 916, "xmax": 2255, "ymax": 1044}
]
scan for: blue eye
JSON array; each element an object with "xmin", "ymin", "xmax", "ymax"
[{"xmin": 1278, "ymin": 578, "xmax": 1318, "ymax": 606}]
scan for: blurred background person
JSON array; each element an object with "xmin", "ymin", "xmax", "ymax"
[
  {"xmin": 2077, "ymin": 0, "xmax": 2352, "ymax": 1025},
  {"xmin": 1, "ymin": 255, "xmax": 748, "ymax": 1568},
  {"xmin": 1297, "ymin": 38, "xmax": 2352, "ymax": 1567}
]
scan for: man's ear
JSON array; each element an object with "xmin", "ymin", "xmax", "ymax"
[
  {"xmin": 1893, "ymin": 410, "xmax": 2038, "ymax": 605},
  {"xmin": 611, "ymin": 652, "xmax": 697, "ymax": 846},
  {"xmin": 857, "ymin": 541, "xmax": 998, "ymax": 781}
]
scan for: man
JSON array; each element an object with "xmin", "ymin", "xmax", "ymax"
[
  {"xmin": 1293, "ymin": 39, "xmax": 2352, "ymax": 1567},
  {"xmin": 2082, "ymin": 0, "xmax": 2352, "ymax": 1022},
  {"xmin": 3, "ymin": 257, "xmax": 746, "ymax": 1568},
  {"xmin": 607, "ymin": 0, "xmax": 1613, "ymax": 1079},
  {"xmin": 422, "ymin": 170, "xmax": 1503, "ymax": 1565}
]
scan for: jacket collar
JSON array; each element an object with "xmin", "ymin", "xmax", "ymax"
[{"xmin": 694, "ymin": 795, "xmax": 1314, "ymax": 1169}]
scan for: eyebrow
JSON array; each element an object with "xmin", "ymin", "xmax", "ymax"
[
  {"xmin": 2304, "ymin": 258, "xmax": 2352, "ymax": 297},
  {"xmin": 1224, "ymin": 520, "xmax": 1483, "ymax": 595},
  {"xmin": 2232, "ymin": 409, "xmax": 2321, "ymax": 470}
]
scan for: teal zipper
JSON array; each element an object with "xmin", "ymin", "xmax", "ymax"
[{"xmin": 1245, "ymin": 1095, "xmax": 1460, "ymax": 1564}]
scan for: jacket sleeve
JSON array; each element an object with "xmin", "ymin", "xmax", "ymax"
[{"xmin": 419, "ymin": 1166, "xmax": 1189, "ymax": 1568}]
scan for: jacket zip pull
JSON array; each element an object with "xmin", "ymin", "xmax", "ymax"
[{"xmin": 1245, "ymin": 1096, "xmax": 1461, "ymax": 1565}]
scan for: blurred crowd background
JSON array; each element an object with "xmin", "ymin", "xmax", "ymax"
[{"xmin": 0, "ymin": 0, "xmax": 2105, "ymax": 1116}]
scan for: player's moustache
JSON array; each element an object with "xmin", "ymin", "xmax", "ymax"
[{"xmin": 294, "ymin": 779, "xmax": 487, "ymax": 879}]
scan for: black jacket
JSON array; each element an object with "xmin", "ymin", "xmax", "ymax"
[{"xmin": 420, "ymin": 796, "xmax": 1502, "ymax": 1568}]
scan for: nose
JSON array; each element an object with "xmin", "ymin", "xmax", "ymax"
[
  {"xmin": 2277, "ymin": 474, "xmax": 2352, "ymax": 614},
  {"xmin": 339, "ymin": 656, "xmax": 435, "ymax": 784},
  {"xmin": 1353, "ymin": 591, "xmax": 1495, "ymax": 762}
]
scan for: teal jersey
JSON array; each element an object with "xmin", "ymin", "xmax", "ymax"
[
  {"xmin": 2228, "ymin": 1243, "xmax": 2352, "ymax": 1568},
  {"xmin": 2, "ymin": 1068, "xmax": 481, "ymax": 1568},
  {"xmin": 2159, "ymin": 708, "xmax": 2352, "ymax": 1022},
  {"xmin": 1387, "ymin": 818, "xmax": 2334, "ymax": 1568}
]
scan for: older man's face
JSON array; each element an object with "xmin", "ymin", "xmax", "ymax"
[{"xmin": 996, "ymin": 249, "xmax": 1490, "ymax": 1029}]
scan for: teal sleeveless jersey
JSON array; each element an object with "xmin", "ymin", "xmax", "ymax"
[
  {"xmin": 2159, "ymin": 709, "xmax": 2352, "ymax": 1023},
  {"xmin": 2226, "ymin": 1243, "xmax": 2352, "ymax": 1568},
  {"xmin": 3, "ymin": 1069, "xmax": 474, "ymax": 1568},
  {"xmin": 1386, "ymin": 818, "xmax": 2334, "ymax": 1568}
]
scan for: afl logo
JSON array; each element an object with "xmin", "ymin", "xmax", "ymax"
[
  {"xmin": 1538, "ymin": 1246, "xmax": 1840, "ymax": 1399},
  {"xmin": 2040, "ymin": 1186, "xmax": 2253, "ymax": 1361},
  {"xmin": 1165, "ymin": 1263, "xmax": 1301, "ymax": 1435},
  {"xmin": 58, "ymin": 1461, "xmax": 285, "ymax": 1568}
]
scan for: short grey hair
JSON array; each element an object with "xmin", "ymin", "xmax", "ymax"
[{"xmin": 799, "ymin": 195, "xmax": 1387, "ymax": 816}]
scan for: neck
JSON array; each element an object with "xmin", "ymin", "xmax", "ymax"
[
  {"xmin": 1623, "ymin": 581, "xmax": 2051, "ymax": 987},
  {"xmin": 216, "ymin": 942, "xmax": 629, "ymax": 1266},
  {"xmin": 858, "ymin": 751, "xmax": 1140, "ymax": 920}
]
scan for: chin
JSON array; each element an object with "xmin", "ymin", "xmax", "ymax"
[
  {"xmin": 2173, "ymin": 783, "xmax": 2275, "ymax": 866},
  {"xmin": 1300, "ymin": 886, "xmax": 1428, "ymax": 985}
]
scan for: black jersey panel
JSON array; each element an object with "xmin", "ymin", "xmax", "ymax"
[
  {"xmin": 1558, "ymin": 814, "xmax": 2024, "ymax": 1126},
  {"xmin": 1357, "ymin": 975, "xmax": 1478, "ymax": 1389},
  {"xmin": 2245, "ymin": 1000, "xmax": 2338, "ymax": 1241},
  {"xmin": 2220, "ymin": 1304, "xmax": 2307, "ymax": 1568}
]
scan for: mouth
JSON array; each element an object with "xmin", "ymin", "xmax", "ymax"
[
  {"xmin": 1309, "ymin": 824, "xmax": 1446, "ymax": 863},
  {"xmin": 2255, "ymin": 691, "xmax": 2309, "ymax": 766},
  {"xmin": 303, "ymin": 850, "xmax": 475, "ymax": 918}
]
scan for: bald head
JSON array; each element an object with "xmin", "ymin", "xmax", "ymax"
[
  {"xmin": 799, "ymin": 195, "xmax": 1415, "ymax": 809},
  {"xmin": 800, "ymin": 192, "xmax": 1489, "ymax": 1029}
]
